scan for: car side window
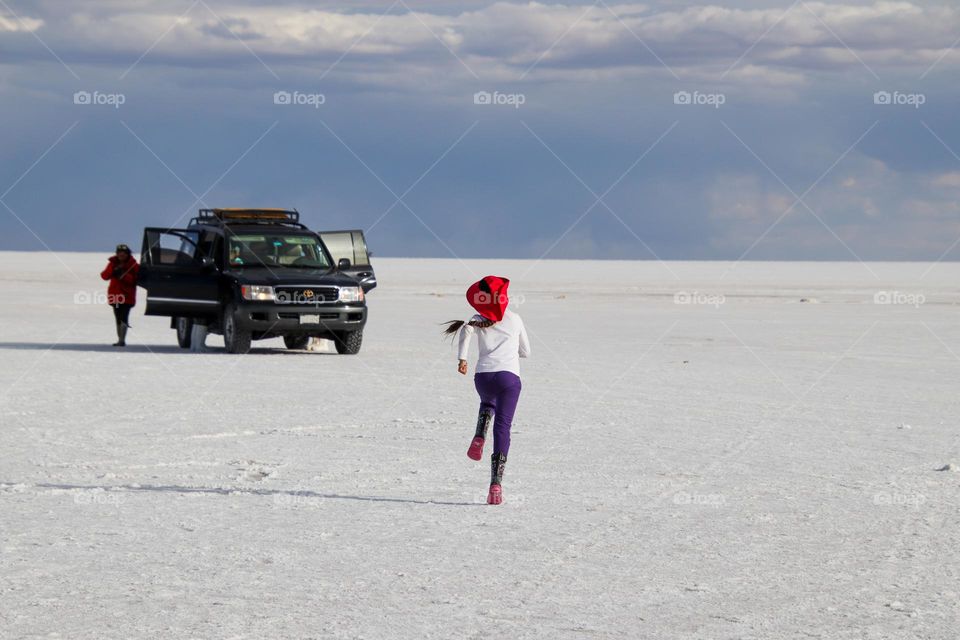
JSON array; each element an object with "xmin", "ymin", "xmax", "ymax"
[
  {"xmin": 320, "ymin": 231, "xmax": 369, "ymax": 267},
  {"xmin": 197, "ymin": 231, "xmax": 216, "ymax": 261},
  {"xmin": 147, "ymin": 230, "xmax": 201, "ymax": 266},
  {"xmin": 212, "ymin": 235, "xmax": 224, "ymax": 269},
  {"xmin": 322, "ymin": 232, "xmax": 355, "ymax": 265}
]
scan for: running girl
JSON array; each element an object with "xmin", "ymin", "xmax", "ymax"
[{"xmin": 444, "ymin": 275, "xmax": 530, "ymax": 505}]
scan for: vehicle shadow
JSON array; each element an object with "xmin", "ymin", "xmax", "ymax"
[
  {"xmin": 35, "ymin": 482, "xmax": 482, "ymax": 507},
  {"xmin": 0, "ymin": 342, "xmax": 186, "ymax": 354},
  {"xmin": 0, "ymin": 342, "xmax": 336, "ymax": 355}
]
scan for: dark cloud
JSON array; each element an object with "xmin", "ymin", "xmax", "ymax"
[{"xmin": 1, "ymin": 1, "xmax": 959, "ymax": 260}]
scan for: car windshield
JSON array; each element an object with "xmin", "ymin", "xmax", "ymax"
[{"xmin": 227, "ymin": 233, "xmax": 331, "ymax": 269}]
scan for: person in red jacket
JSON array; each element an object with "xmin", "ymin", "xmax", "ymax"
[{"xmin": 100, "ymin": 244, "xmax": 140, "ymax": 347}]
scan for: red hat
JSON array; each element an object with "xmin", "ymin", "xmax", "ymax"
[{"xmin": 466, "ymin": 275, "xmax": 510, "ymax": 322}]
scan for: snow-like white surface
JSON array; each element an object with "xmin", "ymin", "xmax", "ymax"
[{"xmin": 2, "ymin": 252, "xmax": 959, "ymax": 639}]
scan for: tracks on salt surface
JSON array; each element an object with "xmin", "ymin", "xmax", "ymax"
[{"xmin": 10, "ymin": 481, "xmax": 484, "ymax": 507}]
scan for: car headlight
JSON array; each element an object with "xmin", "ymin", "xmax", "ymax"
[
  {"xmin": 241, "ymin": 285, "xmax": 276, "ymax": 301},
  {"xmin": 338, "ymin": 286, "xmax": 364, "ymax": 303}
]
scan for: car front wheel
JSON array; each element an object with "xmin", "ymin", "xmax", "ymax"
[
  {"xmin": 223, "ymin": 304, "xmax": 251, "ymax": 354},
  {"xmin": 333, "ymin": 329, "xmax": 362, "ymax": 355}
]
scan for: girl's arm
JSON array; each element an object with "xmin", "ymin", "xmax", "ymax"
[
  {"xmin": 518, "ymin": 319, "xmax": 531, "ymax": 358},
  {"xmin": 457, "ymin": 323, "xmax": 475, "ymax": 374},
  {"xmin": 458, "ymin": 322, "xmax": 475, "ymax": 360}
]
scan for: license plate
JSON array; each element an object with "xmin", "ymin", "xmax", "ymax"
[{"xmin": 300, "ymin": 314, "xmax": 320, "ymax": 325}]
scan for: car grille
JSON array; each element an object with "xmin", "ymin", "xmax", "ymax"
[{"xmin": 275, "ymin": 286, "xmax": 339, "ymax": 304}]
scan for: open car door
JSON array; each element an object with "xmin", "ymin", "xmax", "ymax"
[
  {"xmin": 319, "ymin": 229, "xmax": 377, "ymax": 292},
  {"xmin": 139, "ymin": 228, "xmax": 219, "ymax": 317}
]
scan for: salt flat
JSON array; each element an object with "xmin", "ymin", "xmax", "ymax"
[{"xmin": 1, "ymin": 252, "xmax": 959, "ymax": 639}]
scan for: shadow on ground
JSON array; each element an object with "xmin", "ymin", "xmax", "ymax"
[
  {"xmin": 33, "ymin": 482, "xmax": 481, "ymax": 507},
  {"xmin": 0, "ymin": 342, "xmax": 333, "ymax": 355}
]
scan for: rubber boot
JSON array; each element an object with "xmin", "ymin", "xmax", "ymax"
[
  {"xmin": 113, "ymin": 321, "xmax": 127, "ymax": 347},
  {"xmin": 487, "ymin": 452, "xmax": 506, "ymax": 505},
  {"xmin": 467, "ymin": 410, "xmax": 493, "ymax": 460}
]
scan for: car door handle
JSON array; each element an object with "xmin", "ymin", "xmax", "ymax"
[{"xmin": 357, "ymin": 272, "xmax": 372, "ymax": 278}]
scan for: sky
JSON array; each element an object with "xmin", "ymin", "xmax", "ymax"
[{"xmin": 1, "ymin": 0, "xmax": 959, "ymax": 261}]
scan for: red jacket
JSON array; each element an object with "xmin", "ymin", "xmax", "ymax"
[{"xmin": 100, "ymin": 256, "xmax": 140, "ymax": 305}]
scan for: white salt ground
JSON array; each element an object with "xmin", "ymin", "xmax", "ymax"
[{"xmin": 1, "ymin": 253, "xmax": 959, "ymax": 639}]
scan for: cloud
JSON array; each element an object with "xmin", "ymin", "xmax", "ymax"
[
  {"xmin": 704, "ymin": 152, "xmax": 960, "ymax": 259},
  {"xmin": 5, "ymin": 1, "xmax": 960, "ymax": 84},
  {"xmin": 930, "ymin": 171, "xmax": 960, "ymax": 188},
  {"xmin": 0, "ymin": 12, "xmax": 42, "ymax": 32},
  {"xmin": 2, "ymin": 1, "xmax": 960, "ymax": 260}
]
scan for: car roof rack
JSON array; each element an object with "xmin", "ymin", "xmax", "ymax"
[{"xmin": 189, "ymin": 208, "xmax": 307, "ymax": 229}]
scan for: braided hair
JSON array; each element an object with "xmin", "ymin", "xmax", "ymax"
[{"xmin": 442, "ymin": 317, "xmax": 495, "ymax": 337}]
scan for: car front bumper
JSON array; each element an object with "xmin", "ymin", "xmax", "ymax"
[{"xmin": 235, "ymin": 302, "xmax": 367, "ymax": 335}]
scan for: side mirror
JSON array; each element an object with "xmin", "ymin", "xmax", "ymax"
[
  {"xmin": 337, "ymin": 258, "xmax": 352, "ymax": 270},
  {"xmin": 200, "ymin": 256, "xmax": 217, "ymax": 271}
]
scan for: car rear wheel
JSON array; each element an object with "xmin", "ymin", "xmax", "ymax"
[
  {"xmin": 333, "ymin": 329, "xmax": 362, "ymax": 355},
  {"xmin": 283, "ymin": 335, "xmax": 311, "ymax": 350},
  {"xmin": 223, "ymin": 304, "xmax": 251, "ymax": 354},
  {"xmin": 176, "ymin": 317, "xmax": 193, "ymax": 349}
]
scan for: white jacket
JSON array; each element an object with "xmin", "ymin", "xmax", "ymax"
[{"xmin": 458, "ymin": 310, "xmax": 530, "ymax": 376}]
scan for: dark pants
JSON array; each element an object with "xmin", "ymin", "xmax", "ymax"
[
  {"xmin": 474, "ymin": 371, "xmax": 522, "ymax": 456},
  {"xmin": 112, "ymin": 303, "xmax": 133, "ymax": 327}
]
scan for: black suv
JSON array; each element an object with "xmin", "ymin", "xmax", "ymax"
[{"xmin": 138, "ymin": 209, "xmax": 376, "ymax": 354}]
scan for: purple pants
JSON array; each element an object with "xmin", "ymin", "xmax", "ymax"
[{"xmin": 474, "ymin": 371, "xmax": 522, "ymax": 456}]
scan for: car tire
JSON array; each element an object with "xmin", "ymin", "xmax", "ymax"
[
  {"xmin": 333, "ymin": 329, "xmax": 362, "ymax": 355},
  {"xmin": 223, "ymin": 304, "xmax": 251, "ymax": 354},
  {"xmin": 176, "ymin": 317, "xmax": 193, "ymax": 349},
  {"xmin": 283, "ymin": 335, "xmax": 311, "ymax": 350}
]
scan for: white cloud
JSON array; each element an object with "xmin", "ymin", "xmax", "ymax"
[
  {"xmin": 9, "ymin": 1, "xmax": 960, "ymax": 83},
  {"xmin": 0, "ymin": 13, "xmax": 43, "ymax": 32},
  {"xmin": 704, "ymin": 155, "xmax": 960, "ymax": 257},
  {"xmin": 708, "ymin": 174, "xmax": 792, "ymax": 223},
  {"xmin": 930, "ymin": 172, "xmax": 960, "ymax": 188}
]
